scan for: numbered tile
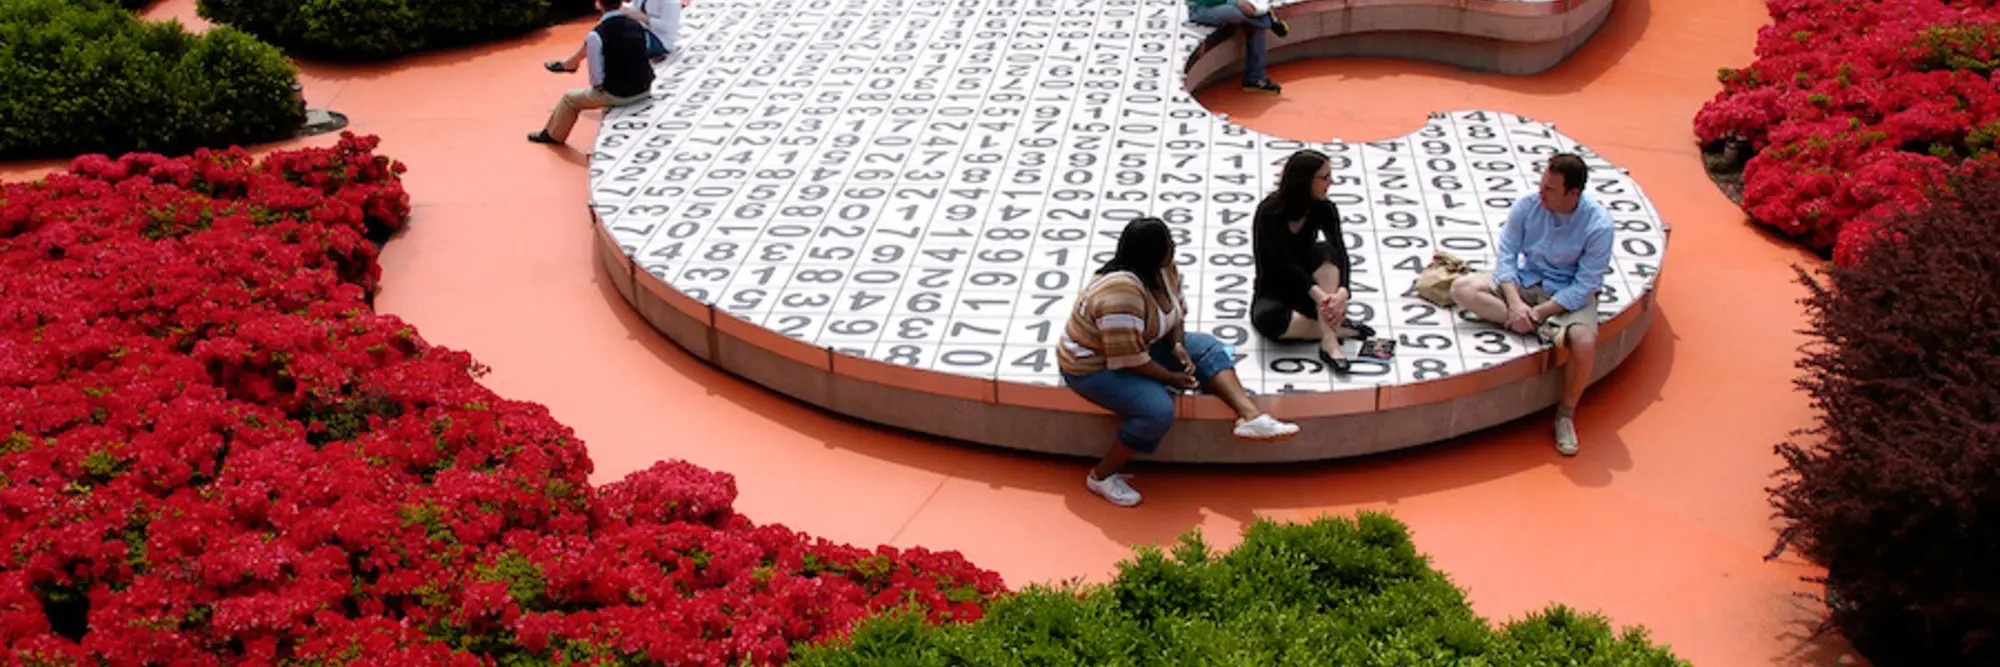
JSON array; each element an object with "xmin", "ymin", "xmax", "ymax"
[
  {"xmin": 1396, "ymin": 354, "xmax": 1465, "ymax": 384},
  {"xmin": 762, "ymin": 312, "xmax": 826, "ymax": 341},
  {"xmin": 869, "ymin": 341, "xmax": 938, "ymax": 369},
  {"xmin": 998, "ymin": 343, "xmax": 1062, "ymax": 379},
  {"xmin": 932, "ymin": 345, "xmax": 1004, "ymax": 378}
]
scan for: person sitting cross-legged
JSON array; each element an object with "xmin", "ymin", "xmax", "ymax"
[
  {"xmin": 1449, "ymin": 153, "xmax": 1615, "ymax": 456},
  {"xmin": 529, "ymin": 0, "xmax": 656, "ymax": 147},
  {"xmin": 1186, "ymin": 0, "xmax": 1290, "ymax": 94}
]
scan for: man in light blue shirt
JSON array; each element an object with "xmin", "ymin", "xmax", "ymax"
[{"xmin": 1451, "ymin": 153, "xmax": 1615, "ymax": 456}]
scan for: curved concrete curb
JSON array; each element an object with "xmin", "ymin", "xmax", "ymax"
[
  {"xmin": 1185, "ymin": 0, "xmax": 1616, "ymax": 91},
  {"xmin": 593, "ymin": 213, "xmax": 1663, "ymax": 463}
]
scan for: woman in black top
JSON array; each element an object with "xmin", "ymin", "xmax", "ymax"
[{"xmin": 1251, "ymin": 149, "xmax": 1374, "ymax": 373}]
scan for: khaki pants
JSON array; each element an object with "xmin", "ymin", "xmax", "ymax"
[
  {"xmin": 544, "ymin": 87, "xmax": 648, "ymax": 142},
  {"xmin": 1470, "ymin": 272, "xmax": 1599, "ymax": 346}
]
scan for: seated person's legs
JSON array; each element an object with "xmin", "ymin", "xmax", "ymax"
[
  {"xmin": 1310, "ymin": 254, "xmax": 1370, "ymax": 338},
  {"xmin": 549, "ymin": 44, "xmax": 586, "ymax": 72},
  {"xmin": 1252, "ymin": 259, "xmax": 1359, "ymax": 370},
  {"xmin": 1251, "ymin": 257, "xmax": 1347, "ymax": 342},
  {"xmin": 1538, "ymin": 293, "xmax": 1599, "ymax": 455},
  {"xmin": 1186, "ymin": 1, "xmax": 1285, "ymax": 92},
  {"xmin": 1063, "ymin": 368, "xmax": 1177, "ymax": 506},
  {"xmin": 1065, "ymin": 334, "xmax": 1301, "ymax": 507},
  {"xmin": 1159, "ymin": 334, "xmax": 1298, "ymax": 440},
  {"xmin": 1449, "ymin": 271, "xmax": 1513, "ymax": 325},
  {"xmin": 1548, "ymin": 316, "xmax": 1598, "ymax": 394},
  {"xmin": 533, "ymin": 86, "xmax": 648, "ymax": 145},
  {"xmin": 1453, "ymin": 273, "xmax": 1601, "ymax": 455},
  {"xmin": 1250, "ymin": 298, "xmax": 1349, "ymax": 368},
  {"xmin": 536, "ymin": 88, "xmax": 616, "ymax": 144},
  {"xmin": 1249, "ymin": 295, "xmax": 1312, "ymax": 341},
  {"xmin": 1179, "ymin": 333, "xmax": 1234, "ymax": 381},
  {"xmin": 1187, "ymin": 0, "xmax": 1281, "ymax": 32}
]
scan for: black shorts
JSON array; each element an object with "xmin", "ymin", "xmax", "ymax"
[{"xmin": 1250, "ymin": 295, "xmax": 1313, "ymax": 340}]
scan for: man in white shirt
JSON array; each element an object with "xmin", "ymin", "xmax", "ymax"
[{"xmin": 630, "ymin": 0, "xmax": 682, "ymax": 58}]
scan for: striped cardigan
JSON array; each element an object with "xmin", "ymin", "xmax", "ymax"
[{"xmin": 1057, "ymin": 264, "xmax": 1186, "ymax": 376}]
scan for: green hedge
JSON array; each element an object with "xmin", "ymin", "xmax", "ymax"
[
  {"xmin": 196, "ymin": 0, "xmax": 598, "ymax": 61},
  {"xmin": 795, "ymin": 512, "xmax": 1688, "ymax": 666},
  {"xmin": 0, "ymin": 0, "xmax": 302, "ymax": 160}
]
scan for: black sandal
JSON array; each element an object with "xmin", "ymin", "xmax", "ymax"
[
  {"xmin": 1318, "ymin": 347, "xmax": 1351, "ymax": 375},
  {"xmin": 544, "ymin": 61, "xmax": 573, "ymax": 73},
  {"xmin": 1242, "ymin": 78, "xmax": 1282, "ymax": 95},
  {"xmin": 1341, "ymin": 319, "xmax": 1376, "ymax": 340}
]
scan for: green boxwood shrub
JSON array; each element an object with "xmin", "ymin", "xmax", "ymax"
[
  {"xmin": 196, "ymin": 0, "xmax": 598, "ymax": 61},
  {"xmin": 0, "ymin": 0, "xmax": 303, "ymax": 160},
  {"xmin": 794, "ymin": 512, "xmax": 1688, "ymax": 666}
]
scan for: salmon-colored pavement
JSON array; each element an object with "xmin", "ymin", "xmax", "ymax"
[{"xmin": 1, "ymin": 0, "xmax": 1862, "ymax": 664}]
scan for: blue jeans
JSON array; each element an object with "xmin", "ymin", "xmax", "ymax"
[
  {"xmin": 1060, "ymin": 333, "xmax": 1237, "ymax": 454},
  {"xmin": 644, "ymin": 32, "xmax": 669, "ymax": 58},
  {"xmin": 1187, "ymin": 2, "xmax": 1272, "ymax": 84}
]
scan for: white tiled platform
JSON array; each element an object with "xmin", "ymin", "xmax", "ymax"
[{"xmin": 584, "ymin": 0, "xmax": 1660, "ymax": 461}]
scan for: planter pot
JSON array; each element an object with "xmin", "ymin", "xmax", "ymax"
[{"xmin": 1720, "ymin": 137, "xmax": 1753, "ymax": 170}]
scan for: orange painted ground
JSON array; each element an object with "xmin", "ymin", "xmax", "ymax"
[{"xmin": 1, "ymin": 0, "xmax": 1863, "ymax": 664}]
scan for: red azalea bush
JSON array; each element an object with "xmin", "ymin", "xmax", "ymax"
[
  {"xmin": 1694, "ymin": 0, "xmax": 2000, "ymax": 264},
  {"xmin": 0, "ymin": 133, "xmax": 1004, "ymax": 665}
]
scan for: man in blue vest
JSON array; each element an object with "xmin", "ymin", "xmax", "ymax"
[
  {"xmin": 548, "ymin": 0, "xmax": 681, "ymax": 64},
  {"xmin": 527, "ymin": 0, "xmax": 655, "ymax": 146}
]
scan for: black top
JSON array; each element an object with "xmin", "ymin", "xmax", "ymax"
[
  {"xmin": 1251, "ymin": 194, "xmax": 1350, "ymax": 314},
  {"xmin": 594, "ymin": 15, "xmax": 656, "ymax": 99}
]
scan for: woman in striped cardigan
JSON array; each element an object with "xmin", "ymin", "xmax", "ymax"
[{"xmin": 1059, "ymin": 217, "xmax": 1299, "ymax": 507}]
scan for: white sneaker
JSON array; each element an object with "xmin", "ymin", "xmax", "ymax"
[
  {"xmin": 1554, "ymin": 417, "xmax": 1579, "ymax": 456},
  {"xmin": 1086, "ymin": 473, "xmax": 1142, "ymax": 507},
  {"xmin": 1233, "ymin": 414, "xmax": 1299, "ymax": 441}
]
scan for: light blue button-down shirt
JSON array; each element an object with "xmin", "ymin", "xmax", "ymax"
[{"xmin": 1494, "ymin": 192, "xmax": 1615, "ymax": 312}]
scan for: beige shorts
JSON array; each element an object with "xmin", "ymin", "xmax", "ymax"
[{"xmin": 1470, "ymin": 272, "xmax": 1598, "ymax": 346}]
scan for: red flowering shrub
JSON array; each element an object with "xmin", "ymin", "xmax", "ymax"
[
  {"xmin": 1768, "ymin": 174, "xmax": 2000, "ymax": 666},
  {"xmin": 1694, "ymin": 0, "xmax": 2000, "ymax": 264},
  {"xmin": 0, "ymin": 133, "xmax": 1005, "ymax": 665}
]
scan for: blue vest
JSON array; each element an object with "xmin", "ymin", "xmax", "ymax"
[{"xmin": 593, "ymin": 15, "xmax": 654, "ymax": 98}]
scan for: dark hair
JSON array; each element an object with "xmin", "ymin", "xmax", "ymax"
[
  {"xmin": 599, "ymin": 0, "xmax": 622, "ymax": 11},
  {"xmin": 1548, "ymin": 153, "xmax": 1588, "ymax": 193},
  {"xmin": 1273, "ymin": 149, "xmax": 1331, "ymax": 219},
  {"xmin": 1095, "ymin": 217, "xmax": 1172, "ymax": 290}
]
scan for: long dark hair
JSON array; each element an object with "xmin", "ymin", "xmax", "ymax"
[
  {"xmin": 1270, "ymin": 149, "xmax": 1330, "ymax": 220},
  {"xmin": 1094, "ymin": 216, "xmax": 1171, "ymax": 290}
]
